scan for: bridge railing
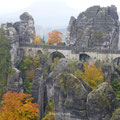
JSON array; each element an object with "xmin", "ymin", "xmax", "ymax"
[
  {"xmin": 19, "ymin": 43, "xmax": 120, "ymax": 54},
  {"xmin": 73, "ymin": 47, "xmax": 120, "ymax": 54},
  {"xmin": 19, "ymin": 43, "xmax": 72, "ymax": 50}
]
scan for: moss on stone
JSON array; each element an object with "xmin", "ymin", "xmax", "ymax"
[{"xmin": 111, "ymin": 108, "xmax": 120, "ymax": 120}]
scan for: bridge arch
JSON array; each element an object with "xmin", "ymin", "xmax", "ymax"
[
  {"xmin": 113, "ymin": 57, "xmax": 120, "ymax": 67},
  {"xmin": 28, "ymin": 49, "xmax": 34, "ymax": 56},
  {"xmin": 36, "ymin": 50, "xmax": 43, "ymax": 56},
  {"xmin": 79, "ymin": 53, "xmax": 92, "ymax": 63},
  {"xmin": 49, "ymin": 51, "xmax": 65, "ymax": 63}
]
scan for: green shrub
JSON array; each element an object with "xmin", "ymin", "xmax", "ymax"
[
  {"xmin": 24, "ymin": 77, "xmax": 32, "ymax": 94},
  {"xmin": 111, "ymin": 78, "xmax": 120, "ymax": 98}
]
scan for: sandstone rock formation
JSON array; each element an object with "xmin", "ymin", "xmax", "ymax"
[
  {"xmin": 1, "ymin": 12, "xmax": 35, "ymax": 67},
  {"xmin": 30, "ymin": 56, "xmax": 119, "ymax": 120},
  {"xmin": 1, "ymin": 12, "xmax": 35, "ymax": 102},
  {"xmin": 54, "ymin": 73, "xmax": 90, "ymax": 120},
  {"xmin": 87, "ymin": 82, "xmax": 116, "ymax": 120},
  {"xmin": 19, "ymin": 12, "xmax": 35, "ymax": 43},
  {"xmin": 66, "ymin": 5, "xmax": 119, "ymax": 51},
  {"xmin": 1, "ymin": 7, "xmax": 119, "ymax": 120},
  {"xmin": 1, "ymin": 23, "xmax": 20, "ymax": 67},
  {"xmin": 31, "ymin": 68, "xmax": 47, "ymax": 119},
  {"xmin": 46, "ymin": 58, "xmax": 72, "ymax": 103},
  {"xmin": 7, "ymin": 68, "xmax": 24, "ymax": 92}
]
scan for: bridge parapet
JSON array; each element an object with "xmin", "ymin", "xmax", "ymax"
[
  {"xmin": 19, "ymin": 43, "xmax": 72, "ymax": 50},
  {"xmin": 19, "ymin": 43, "xmax": 120, "ymax": 54},
  {"xmin": 19, "ymin": 43, "xmax": 120, "ymax": 64},
  {"xmin": 73, "ymin": 47, "xmax": 120, "ymax": 54}
]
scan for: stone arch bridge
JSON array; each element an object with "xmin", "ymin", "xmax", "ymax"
[{"xmin": 19, "ymin": 43, "xmax": 120, "ymax": 65}]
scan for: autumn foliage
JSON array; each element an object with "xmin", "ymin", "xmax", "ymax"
[
  {"xmin": 33, "ymin": 36, "xmax": 41, "ymax": 44},
  {"xmin": 48, "ymin": 30, "xmax": 62, "ymax": 45},
  {"xmin": 80, "ymin": 63, "xmax": 104, "ymax": 89},
  {"xmin": 27, "ymin": 70, "xmax": 35, "ymax": 82},
  {"xmin": 0, "ymin": 91, "xmax": 39, "ymax": 120}
]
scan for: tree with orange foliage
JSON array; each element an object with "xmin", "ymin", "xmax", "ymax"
[
  {"xmin": 48, "ymin": 30, "xmax": 62, "ymax": 45},
  {"xmin": 80, "ymin": 63, "xmax": 104, "ymax": 89},
  {"xmin": 33, "ymin": 36, "xmax": 41, "ymax": 44},
  {"xmin": 0, "ymin": 91, "xmax": 40, "ymax": 120}
]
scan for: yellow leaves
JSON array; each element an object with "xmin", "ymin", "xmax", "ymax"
[
  {"xmin": 33, "ymin": 57, "xmax": 40, "ymax": 68},
  {"xmin": 0, "ymin": 91, "xmax": 40, "ymax": 120},
  {"xmin": 70, "ymin": 61, "xmax": 104, "ymax": 90},
  {"xmin": 48, "ymin": 30, "xmax": 62, "ymax": 45},
  {"xmin": 81, "ymin": 63, "xmax": 104, "ymax": 89},
  {"xmin": 33, "ymin": 36, "xmax": 41, "ymax": 45}
]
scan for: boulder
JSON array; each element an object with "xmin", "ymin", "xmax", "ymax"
[
  {"xmin": 54, "ymin": 73, "xmax": 89, "ymax": 120},
  {"xmin": 20, "ymin": 12, "xmax": 33, "ymax": 21},
  {"xmin": 87, "ymin": 82, "xmax": 116, "ymax": 120}
]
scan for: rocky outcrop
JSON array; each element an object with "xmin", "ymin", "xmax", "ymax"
[
  {"xmin": 1, "ymin": 12, "xmax": 35, "ymax": 67},
  {"xmin": 19, "ymin": 12, "xmax": 35, "ymax": 43},
  {"xmin": 46, "ymin": 72, "xmax": 56, "ymax": 103},
  {"xmin": 31, "ymin": 56, "xmax": 118, "ymax": 120},
  {"xmin": 102, "ymin": 64, "xmax": 112, "ymax": 80},
  {"xmin": 7, "ymin": 68, "xmax": 24, "ymax": 92},
  {"xmin": 46, "ymin": 58, "xmax": 72, "ymax": 103},
  {"xmin": 1, "ymin": 23, "xmax": 20, "ymax": 67},
  {"xmin": 87, "ymin": 82, "xmax": 116, "ymax": 120},
  {"xmin": 31, "ymin": 68, "xmax": 47, "ymax": 119},
  {"xmin": 54, "ymin": 73, "xmax": 90, "ymax": 120},
  {"xmin": 66, "ymin": 5, "xmax": 119, "ymax": 51}
]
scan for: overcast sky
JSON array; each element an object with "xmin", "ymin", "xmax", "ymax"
[
  {"xmin": 0, "ymin": 0, "xmax": 120, "ymax": 14},
  {"xmin": 0, "ymin": 0, "xmax": 120, "ymax": 28}
]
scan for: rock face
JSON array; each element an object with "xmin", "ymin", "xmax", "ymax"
[
  {"xmin": 7, "ymin": 68, "xmax": 24, "ymax": 92},
  {"xmin": 66, "ymin": 5, "xmax": 119, "ymax": 51},
  {"xmin": 2, "ymin": 23, "xmax": 20, "ymax": 67},
  {"xmin": 46, "ymin": 58, "xmax": 72, "ymax": 103},
  {"xmin": 19, "ymin": 12, "xmax": 35, "ymax": 43},
  {"xmin": 54, "ymin": 73, "xmax": 89, "ymax": 120},
  {"xmin": 1, "ymin": 12, "xmax": 35, "ymax": 67},
  {"xmin": 31, "ymin": 68, "xmax": 47, "ymax": 119},
  {"xmin": 55, "ymin": 58, "xmax": 72, "ymax": 73},
  {"xmin": 87, "ymin": 82, "xmax": 116, "ymax": 120},
  {"xmin": 31, "ymin": 57, "xmax": 118, "ymax": 120}
]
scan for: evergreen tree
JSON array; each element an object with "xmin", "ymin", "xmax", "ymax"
[{"xmin": 0, "ymin": 29, "xmax": 11, "ymax": 98}]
